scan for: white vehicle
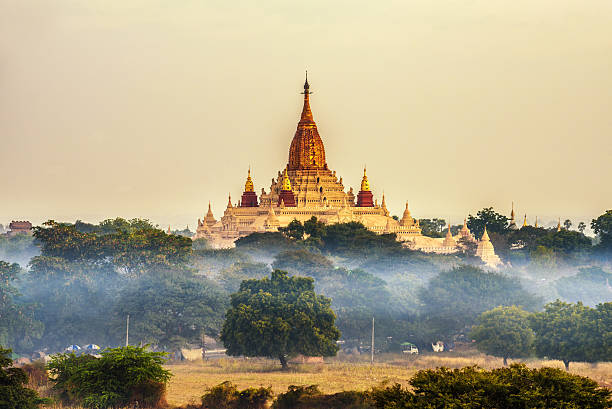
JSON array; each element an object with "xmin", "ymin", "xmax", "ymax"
[{"xmin": 401, "ymin": 343, "xmax": 419, "ymax": 355}]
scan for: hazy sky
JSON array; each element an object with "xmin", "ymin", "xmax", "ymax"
[{"xmin": 1, "ymin": 0, "xmax": 611, "ymax": 230}]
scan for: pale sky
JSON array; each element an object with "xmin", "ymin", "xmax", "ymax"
[{"xmin": 1, "ymin": 0, "xmax": 611, "ymax": 230}]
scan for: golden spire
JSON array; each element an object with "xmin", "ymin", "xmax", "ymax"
[
  {"xmin": 535, "ymin": 217, "xmax": 538, "ymax": 228},
  {"xmin": 288, "ymin": 73, "xmax": 327, "ymax": 171},
  {"xmin": 167, "ymin": 225, "xmax": 171, "ymax": 234},
  {"xmin": 360, "ymin": 167, "xmax": 370, "ymax": 191},
  {"xmin": 281, "ymin": 169, "xmax": 292, "ymax": 191},
  {"xmin": 511, "ymin": 202, "xmax": 515, "ymax": 221},
  {"xmin": 381, "ymin": 192, "xmax": 388, "ymax": 212},
  {"xmin": 244, "ymin": 168, "xmax": 254, "ymax": 192},
  {"xmin": 227, "ymin": 194, "xmax": 233, "ymax": 208},
  {"xmin": 523, "ymin": 214, "xmax": 527, "ymax": 227},
  {"xmin": 300, "ymin": 70, "xmax": 314, "ymax": 124},
  {"xmin": 481, "ymin": 225, "xmax": 490, "ymax": 242},
  {"xmin": 446, "ymin": 221, "xmax": 453, "ymax": 238},
  {"xmin": 557, "ymin": 217, "xmax": 562, "ymax": 232}
]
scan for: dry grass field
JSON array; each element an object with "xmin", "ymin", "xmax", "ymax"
[{"xmin": 164, "ymin": 353, "xmax": 612, "ymax": 407}]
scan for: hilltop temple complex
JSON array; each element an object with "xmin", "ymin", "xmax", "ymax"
[{"xmin": 194, "ymin": 76, "xmax": 502, "ymax": 268}]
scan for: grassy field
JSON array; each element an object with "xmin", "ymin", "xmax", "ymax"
[{"xmin": 164, "ymin": 353, "xmax": 612, "ymax": 407}]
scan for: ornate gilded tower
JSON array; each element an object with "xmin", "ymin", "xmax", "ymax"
[
  {"xmin": 288, "ymin": 73, "xmax": 327, "ymax": 171},
  {"xmin": 240, "ymin": 169, "xmax": 259, "ymax": 207},
  {"xmin": 259, "ymin": 74, "xmax": 353, "ymax": 208},
  {"xmin": 277, "ymin": 169, "xmax": 296, "ymax": 207},
  {"xmin": 356, "ymin": 167, "xmax": 374, "ymax": 207}
]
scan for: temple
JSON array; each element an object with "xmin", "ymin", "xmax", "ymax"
[{"xmin": 194, "ymin": 75, "xmax": 502, "ymax": 268}]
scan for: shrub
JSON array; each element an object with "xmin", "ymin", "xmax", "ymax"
[
  {"xmin": 0, "ymin": 347, "xmax": 48, "ymax": 409},
  {"xmin": 200, "ymin": 381, "xmax": 272, "ymax": 409},
  {"xmin": 370, "ymin": 364, "xmax": 611, "ymax": 409},
  {"xmin": 47, "ymin": 345, "xmax": 171, "ymax": 408},
  {"xmin": 273, "ymin": 385, "xmax": 370, "ymax": 409}
]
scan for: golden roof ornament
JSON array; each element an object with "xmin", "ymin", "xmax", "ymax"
[
  {"xmin": 360, "ymin": 167, "xmax": 370, "ymax": 191},
  {"xmin": 535, "ymin": 217, "xmax": 539, "ymax": 228},
  {"xmin": 523, "ymin": 214, "xmax": 527, "ymax": 227},
  {"xmin": 227, "ymin": 194, "xmax": 233, "ymax": 209},
  {"xmin": 281, "ymin": 169, "xmax": 292, "ymax": 191},
  {"xmin": 244, "ymin": 168, "xmax": 254, "ymax": 192},
  {"xmin": 557, "ymin": 218, "xmax": 562, "ymax": 232}
]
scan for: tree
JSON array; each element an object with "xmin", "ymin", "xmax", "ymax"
[
  {"xmin": 529, "ymin": 300, "xmax": 607, "ymax": 370},
  {"xmin": 221, "ymin": 270, "xmax": 340, "ymax": 369},
  {"xmin": 418, "ymin": 266, "xmax": 540, "ymax": 341},
  {"xmin": 47, "ymin": 346, "xmax": 171, "ymax": 408},
  {"xmin": 113, "ymin": 271, "xmax": 228, "ymax": 352},
  {"xmin": 33, "ymin": 220, "xmax": 192, "ymax": 277},
  {"xmin": 535, "ymin": 230, "xmax": 592, "ymax": 257},
  {"xmin": 470, "ymin": 306, "xmax": 534, "ymax": 365},
  {"xmin": 303, "ymin": 216, "xmax": 327, "ymax": 239},
  {"xmin": 564, "ymin": 219, "xmax": 573, "ymax": 230},
  {"xmin": 0, "ymin": 262, "xmax": 42, "ymax": 352},
  {"xmin": 418, "ymin": 219, "xmax": 446, "ymax": 238},
  {"xmin": 24, "ymin": 256, "xmax": 121, "ymax": 351},
  {"xmin": 279, "ymin": 219, "xmax": 305, "ymax": 241},
  {"xmin": 467, "ymin": 207, "xmax": 509, "ymax": 239},
  {"xmin": 578, "ymin": 222, "xmax": 587, "ymax": 234},
  {"xmin": 591, "ymin": 210, "xmax": 612, "ymax": 253},
  {"xmin": 0, "ymin": 347, "xmax": 48, "ymax": 409}
]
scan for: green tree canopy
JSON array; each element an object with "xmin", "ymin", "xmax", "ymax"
[
  {"xmin": 530, "ymin": 300, "xmax": 611, "ymax": 370},
  {"xmin": 0, "ymin": 347, "xmax": 47, "ymax": 409},
  {"xmin": 221, "ymin": 270, "xmax": 340, "ymax": 368},
  {"xmin": 33, "ymin": 219, "xmax": 191, "ymax": 276},
  {"xmin": 467, "ymin": 207, "xmax": 509, "ymax": 239},
  {"xmin": 418, "ymin": 266, "xmax": 540, "ymax": 341},
  {"xmin": 470, "ymin": 306, "xmax": 534, "ymax": 365},
  {"xmin": 592, "ymin": 209, "xmax": 612, "ymax": 253},
  {"xmin": 47, "ymin": 346, "xmax": 171, "ymax": 408},
  {"xmin": 112, "ymin": 271, "xmax": 228, "ymax": 351},
  {"xmin": 0, "ymin": 262, "xmax": 42, "ymax": 352},
  {"xmin": 278, "ymin": 219, "xmax": 305, "ymax": 241},
  {"xmin": 535, "ymin": 229, "xmax": 592, "ymax": 257},
  {"xmin": 418, "ymin": 219, "xmax": 446, "ymax": 238}
]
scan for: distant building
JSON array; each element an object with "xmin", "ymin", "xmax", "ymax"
[{"xmin": 7, "ymin": 221, "xmax": 33, "ymax": 236}]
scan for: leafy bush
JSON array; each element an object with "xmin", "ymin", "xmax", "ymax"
[
  {"xmin": 273, "ymin": 385, "xmax": 370, "ymax": 409},
  {"xmin": 370, "ymin": 364, "xmax": 611, "ymax": 409},
  {"xmin": 0, "ymin": 347, "xmax": 48, "ymax": 409},
  {"xmin": 47, "ymin": 345, "xmax": 171, "ymax": 408},
  {"xmin": 200, "ymin": 381, "xmax": 272, "ymax": 409}
]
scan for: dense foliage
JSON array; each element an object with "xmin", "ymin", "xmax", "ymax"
[
  {"xmin": 47, "ymin": 345, "xmax": 171, "ymax": 408},
  {"xmin": 530, "ymin": 300, "xmax": 611, "ymax": 370},
  {"xmin": 370, "ymin": 364, "xmax": 611, "ymax": 409},
  {"xmin": 221, "ymin": 270, "xmax": 340, "ymax": 368},
  {"xmin": 418, "ymin": 266, "xmax": 541, "ymax": 341},
  {"xmin": 470, "ymin": 306, "xmax": 534, "ymax": 365},
  {"xmin": 0, "ymin": 347, "xmax": 47, "ymax": 409},
  {"xmin": 200, "ymin": 381, "xmax": 272, "ymax": 409},
  {"xmin": 0, "ymin": 262, "xmax": 42, "ymax": 352}
]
